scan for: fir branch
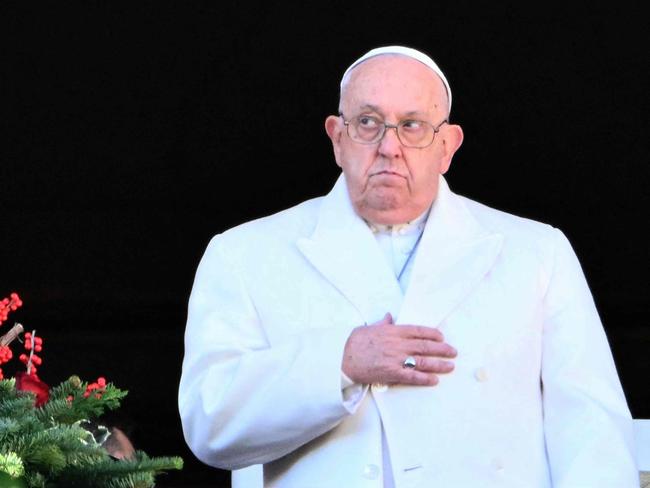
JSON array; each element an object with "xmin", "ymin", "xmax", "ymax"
[
  {"xmin": 104, "ymin": 472, "xmax": 156, "ymax": 488},
  {"xmin": 0, "ymin": 373, "xmax": 182, "ymax": 487},
  {"xmin": 0, "ymin": 378, "xmax": 17, "ymax": 398},
  {"xmin": 0, "ymin": 417, "xmax": 20, "ymax": 440},
  {"xmin": 0, "ymin": 415, "xmax": 42, "ymax": 444},
  {"xmin": 0, "ymin": 451, "xmax": 25, "ymax": 478},
  {"xmin": 63, "ymin": 451, "xmax": 183, "ymax": 477},
  {"xmin": 30, "ymin": 386, "xmax": 127, "ymax": 429},
  {"xmin": 48, "ymin": 376, "xmax": 126, "ymax": 403},
  {"xmin": 0, "ymin": 395, "xmax": 34, "ymax": 419},
  {"xmin": 56, "ymin": 452, "xmax": 182, "ymax": 488},
  {"xmin": 24, "ymin": 470, "xmax": 47, "ymax": 488},
  {"xmin": 46, "ymin": 376, "xmax": 84, "ymax": 401},
  {"xmin": 28, "ymin": 443, "xmax": 67, "ymax": 475},
  {"xmin": 14, "ymin": 424, "xmax": 105, "ymax": 467}
]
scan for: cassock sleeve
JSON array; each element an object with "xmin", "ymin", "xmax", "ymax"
[
  {"xmin": 178, "ymin": 235, "xmax": 367, "ymax": 470},
  {"xmin": 541, "ymin": 228, "xmax": 638, "ymax": 487}
]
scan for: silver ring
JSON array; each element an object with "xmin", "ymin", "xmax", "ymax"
[{"xmin": 403, "ymin": 356, "xmax": 417, "ymax": 369}]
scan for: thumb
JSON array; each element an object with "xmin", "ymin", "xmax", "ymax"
[{"xmin": 382, "ymin": 312, "xmax": 394, "ymax": 325}]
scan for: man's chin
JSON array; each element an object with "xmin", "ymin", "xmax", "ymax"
[{"xmin": 356, "ymin": 193, "xmax": 412, "ymax": 223}]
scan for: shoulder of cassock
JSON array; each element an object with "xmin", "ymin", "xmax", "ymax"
[{"xmin": 209, "ymin": 173, "xmax": 559, "ymax": 264}]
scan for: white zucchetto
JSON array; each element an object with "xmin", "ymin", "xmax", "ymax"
[{"xmin": 340, "ymin": 45, "xmax": 452, "ymax": 112}]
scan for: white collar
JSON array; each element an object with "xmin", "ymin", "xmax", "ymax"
[{"xmin": 365, "ymin": 207, "xmax": 430, "ymax": 235}]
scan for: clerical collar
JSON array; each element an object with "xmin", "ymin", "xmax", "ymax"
[{"xmin": 365, "ymin": 207, "xmax": 430, "ymax": 235}]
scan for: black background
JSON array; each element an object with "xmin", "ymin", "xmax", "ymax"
[{"xmin": 2, "ymin": 2, "xmax": 648, "ymax": 487}]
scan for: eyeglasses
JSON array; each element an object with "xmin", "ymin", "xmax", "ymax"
[{"xmin": 340, "ymin": 113, "xmax": 448, "ymax": 148}]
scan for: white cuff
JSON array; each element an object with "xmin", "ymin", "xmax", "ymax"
[{"xmin": 340, "ymin": 370, "xmax": 367, "ymax": 413}]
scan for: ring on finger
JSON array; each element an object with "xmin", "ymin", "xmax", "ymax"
[{"xmin": 403, "ymin": 356, "xmax": 417, "ymax": 369}]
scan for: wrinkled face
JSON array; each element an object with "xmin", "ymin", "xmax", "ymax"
[{"xmin": 325, "ymin": 55, "xmax": 463, "ymax": 224}]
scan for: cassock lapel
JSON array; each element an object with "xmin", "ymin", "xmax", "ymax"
[
  {"xmin": 397, "ymin": 176, "xmax": 504, "ymax": 328},
  {"xmin": 296, "ymin": 174, "xmax": 404, "ymax": 325}
]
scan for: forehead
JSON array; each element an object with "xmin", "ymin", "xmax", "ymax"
[{"xmin": 342, "ymin": 55, "xmax": 447, "ymax": 116}]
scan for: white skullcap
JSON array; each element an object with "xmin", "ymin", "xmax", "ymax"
[{"xmin": 340, "ymin": 45, "xmax": 452, "ymax": 112}]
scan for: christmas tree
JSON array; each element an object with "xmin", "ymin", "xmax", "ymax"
[{"xmin": 0, "ymin": 293, "xmax": 183, "ymax": 487}]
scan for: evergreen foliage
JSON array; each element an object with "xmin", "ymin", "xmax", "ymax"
[{"xmin": 0, "ymin": 376, "xmax": 182, "ymax": 488}]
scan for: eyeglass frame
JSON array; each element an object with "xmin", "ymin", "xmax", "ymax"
[{"xmin": 339, "ymin": 113, "xmax": 449, "ymax": 149}]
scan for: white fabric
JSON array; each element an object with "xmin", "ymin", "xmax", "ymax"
[
  {"xmin": 179, "ymin": 174, "xmax": 637, "ymax": 487},
  {"xmin": 341, "ymin": 46, "xmax": 453, "ymax": 111},
  {"xmin": 370, "ymin": 211, "xmax": 428, "ymax": 488},
  {"xmin": 369, "ymin": 211, "xmax": 427, "ymax": 293},
  {"xmin": 635, "ymin": 419, "xmax": 650, "ymax": 470}
]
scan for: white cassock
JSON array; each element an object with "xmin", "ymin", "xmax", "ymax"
[{"xmin": 178, "ymin": 174, "xmax": 638, "ymax": 488}]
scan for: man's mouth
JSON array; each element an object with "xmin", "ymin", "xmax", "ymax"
[{"xmin": 372, "ymin": 170, "xmax": 404, "ymax": 178}]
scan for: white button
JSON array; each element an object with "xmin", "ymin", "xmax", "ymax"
[
  {"xmin": 372, "ymin": 383, "xmax": 388, "ymax": 392},
  {"xmin": 474, "ymin": 367, "xmax": 489, "ymax": 382},
  {"xmin": 362, "ymin": 464, "xmax": 380, "ymax": 480},
  {"xmin": 398, "ymin": 227, "xmax": 408, "ymax": 235}
]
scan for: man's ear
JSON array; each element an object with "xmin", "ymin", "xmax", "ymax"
[
  {"xmin": 439, "ymin": 123, "xmax": 464, "ymax": 174},
  {"xmin": 325, "ymin": 115, "xmax": 343, "ymax": 167}
]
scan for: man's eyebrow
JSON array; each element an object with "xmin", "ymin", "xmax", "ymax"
[
  {"xmin": 358, "ymin": 104, "xmax": 383, "ymax": 114},
  {"xmin": 403, "ymin": 110, "xmax": 429, "ymax": 118}
]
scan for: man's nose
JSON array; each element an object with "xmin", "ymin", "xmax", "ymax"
[{"xmin": 377, "ymin": 126, "xmax": 403, "ymax": 158}]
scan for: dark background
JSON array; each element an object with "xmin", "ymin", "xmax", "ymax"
[{"xmin": 2, "ymin": 2, "xmax": 648, "ymax": 486}]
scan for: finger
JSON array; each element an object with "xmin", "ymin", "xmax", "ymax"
[
  {"xmin": 412, "ymin": 356, "xmax": 455, "ymax": 374},
  {"xmin": 371, "ymin": 313, "xmax": 394, "ymax": 326},
  {"xmin": 399, "ymin": 325, "xmax": 445, "ymax": 342},
  {"xmin": 410, "ymin": 339, "xmax": 457, "ymax": 358},
  {"xmin": 396, "ymin": 370, "xmax": 440, "ymax": 387}
]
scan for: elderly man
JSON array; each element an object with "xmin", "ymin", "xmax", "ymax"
[{"xmin": 179, "ymin": 46, "xmax": 637, "ymax": 487}]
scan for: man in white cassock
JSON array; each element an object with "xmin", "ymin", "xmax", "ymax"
[{"xmin": 178, "ymin": 46, "xmax": 638, "ymax": 487}]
